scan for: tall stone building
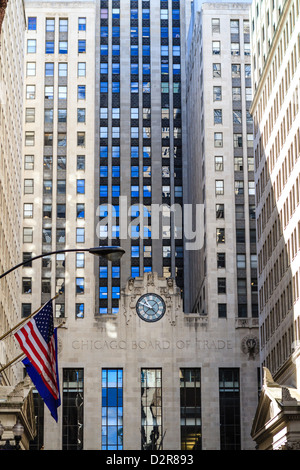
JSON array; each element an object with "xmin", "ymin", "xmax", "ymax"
[{"xmin": 250, "ymin": 0, "xmax": 300, "ymax": 449}]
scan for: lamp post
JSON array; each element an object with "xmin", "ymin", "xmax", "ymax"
[
  {"xmin": 0, "ymin": 246, "xmax": 125, "ymax": 280},
  {"xmin": 0, "ymin": 420, "xmax": 24, "ymax": 450}
]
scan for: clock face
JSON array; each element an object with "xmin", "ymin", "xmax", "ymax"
[{"xmin": 136, "ymin": 293, "xmax": 166, "ymax": 323}]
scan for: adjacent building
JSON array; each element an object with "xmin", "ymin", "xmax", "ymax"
[
  {"xmin": 250, "ymin": 0, "xmax": 300, "ymax": 449},
  {"xmin": 0, "ymin": 0, "xmax": 25, "ymax": 387}
]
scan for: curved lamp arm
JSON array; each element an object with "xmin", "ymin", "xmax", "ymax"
[{"xmin": 0, "ymin": 246, "xmax": 125, "ymax": 280}]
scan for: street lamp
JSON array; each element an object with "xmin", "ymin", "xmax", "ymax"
[
  {"xmin": 0, "ymin": 419, "xmax": 24, "ymax": 450},
  {"xmin": 0, "ymin": 246, "xmax": 125, "ymax": 279}
]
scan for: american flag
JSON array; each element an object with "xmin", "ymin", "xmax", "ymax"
[{"xmin": 14, "ymin": 300, "xmax": 61, "ymax": 421}]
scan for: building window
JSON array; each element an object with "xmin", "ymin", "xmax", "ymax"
[
  {"xmin": 217, "ymin": 253, "xmax": 226, "ymax": 268},
  {"xmin": 62, "ymin": 369, "xmax": 84, "ymax": 450},
  {"xmin": 212, "ymin": 41, "xmax": 221, "ymax": 54},
  {"xmin": 22, "ymin": 277, "xmax": 32, "ymax": 294},
  {"xmin": 58, "ymin": 18, "xmax": 68, "ymax": 32},
  {"xmin": 26, "ymin": 85, "xmax": 36, "ymax": 100},
  {"xmin": 76, "ymin": 228, "xmax": 85, "ymax": 243},
  {"xmin": 217, "ymin": 228, "xmax": 225, "ymax": 244},
  {"xmin": 218, "ymin": 277, "xmax": 226, "ymax": 294},
  {"xmin": 77, "ymin": 85, "xmax": 86, "ymax": 100},
  {"xmin": 46, "ymin": 18, "xmax": 55, "ymax": 32},
  {"xmin": 27, "ymin": 62, "xmax": 36, "ymax": 76},
  {"xmin": 25, "ymin": 131, "xmax": 35, "ymax": 146},
  {"xmin": 216, "ymin": 204, "xmax": 224, "ymax": 219},
  {"xmin": 214, "ymin": 109, "xmax": 222, "ymax": 124},
  {"xmin": 24, "ymin": 203, "xmax": 33, "ymax": 218},
  {"xmin": 180, "ymin": 369, "xmax": 201, "ymax": 450},
  {"xmin": 214, "ymin": 132, "xmax": 223, "ymax": 147},
  {"xmin": 215, "ymin": 180, "xmax": 224, "ymax": 195},
  {"xmin": 213, "ymin": 86, "xmax": 222, "ymax": 101},
  {"xmin": 78, "ymin": 62, "xmax": 86, "ymax": 77},
  {"xmin": 101, "ymin": 369, "xmax": 123, "ymax": 450},
  {"xmin": 141, "ymin": 369, "xmax": 162, "ymax": 450},
  {"xmin": 78, "ymin": 40, "xmax": 86, "ymax": 53},
  {"xmin": 59, "ymin": 41, "xmax": 68, "ymax": 54},
  {"xmin": 23, "ymin": 227, "xmax": 33, "ymax": 243},
  {"xmin": 212, "ymin": 18, "xmax": 220, "ymax": 33},
  {"xmin": 45, "ymin": 41, "xmax": 54, "ymax": 54},
  {"xmin": 219, "ymin": 369, "xmax": 241, "ymax": 450},
  {"xmin": 24, "ymin": 155, "xmax": 34, "ymax": 170}
]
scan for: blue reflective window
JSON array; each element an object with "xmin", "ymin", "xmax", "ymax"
[
  {"xmin": 131, "ymin": 9, "xmax": 138, "ymax": 19},
  {"xmin": 131, "ymin": 82, "xmax": 138, "ymax": 93},
  {"xmin": 112, "ymin": 64, "xmax": 120, "ymax": 74},
  {"xmin": 78, "ymin": 85, "xmax": 86, "ymax": 99},
  {"xmin": 131, "ymin": 205, "xmax": 140, "ymax": 217},
  {"xmin": 45, "ymin": 63, "xmax": 54, "ymax": 76},
  {"xmin": 112, "ymin": 287, "xmax": 120, "ymax": 299},
  {"xmin": 131, "ymin": 27, "xmax": 138, "ymax": 37},
  {"xmin": 161, "ymin": 27, "xmax": 168, "ymax": 37},
  {"xmin": 59, "ymin": 41, "xmax": 68, "ymax": 54},
  {"xmin": 112, "ymin": 45, "xmax": 120, "ymax": 56},
  {"xmin": 131, "ymin": 45, "xmax": 138, "ymax": 56},
  {"xmin": 78, "ymin": 40, "xmax": 86, "ymax": 53},
  {"xmin": 101, "ymin": 45, "xmax": 108, "ymax": 55},
  {"xmin": 131, "ymin": 225, "xmax": 140, "ymax": 237},
  {"xmin": 142, "ymin": 45, "xmax": 150, "ymax": 56},
  {"xmin": 100, "ymin": 146, "xmax": 108, "ymax": 158},
  {"xmin": 99, "ymin": 286, "xmax": 108, "ymax": 299},
  {"xmin": 78, "ymin": 18, "xmax": 86, "ymax": 31},
  {"xmin": 131, "ymin": 166, "xmax": 139, "ymax": 177}
]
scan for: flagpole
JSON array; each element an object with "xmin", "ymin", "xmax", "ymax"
[
  {"xmin": 0, "ymin": 322, "xmax": 65, "ymax": 374},
  {"xmin": 0, "ymin": 293, "xmax": 61, "ymax": 342}
]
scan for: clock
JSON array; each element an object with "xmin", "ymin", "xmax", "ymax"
[{"xmin": 136, "ymin": 293, "xmax": 166, "ymax": 323}]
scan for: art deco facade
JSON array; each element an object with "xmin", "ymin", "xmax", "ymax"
[
  {"xmin": 0, "ymin": 0, "xmax": 25, "ymax": 386},
  {"xmin": 250, "ymin": 0, "xmax": 300, "ymax": 449}
]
